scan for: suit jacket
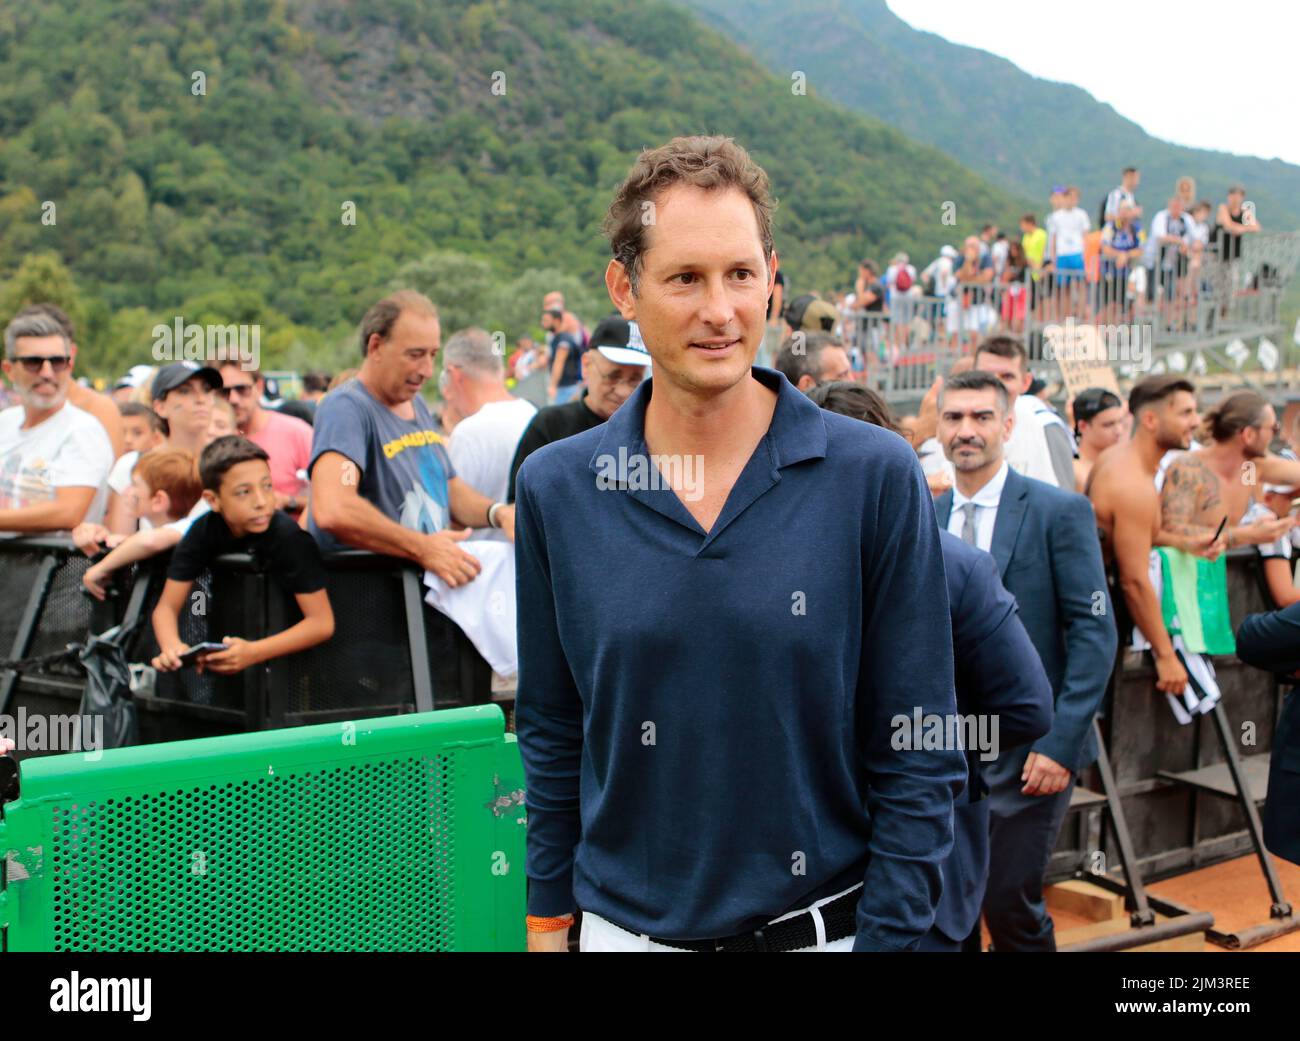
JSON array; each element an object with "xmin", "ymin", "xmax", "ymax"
[
  {"xmin": 1234, "ymin": 605, "xmax": 1300, "ymax": 867},
  {"xmin": 932, "ymin": 530, "xmax": 1054, "ymax": 941},
  {"xmin": 936, "ymin": 467, "xmax": 1117, "ymax": 777}
]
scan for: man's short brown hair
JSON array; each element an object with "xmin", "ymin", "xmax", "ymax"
[
  {"xmin": 973, "ymin": 334, "xmax": 1027, "ymax": 370},
  {"xmin": 1128, "ymin": 374, "xmax": 1195, "ymax": 416},
  {"xmin": 358, "ymin": 290, "xmax": 439, "ymax": 357},
  {"xmin": 603, "ymin": 135, "xmax": 776, "ymax": 295}
]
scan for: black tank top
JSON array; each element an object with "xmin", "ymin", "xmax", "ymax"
[{"xmin": 1211, "ymin": 205, "xmax": 1245, "ymax": 261}]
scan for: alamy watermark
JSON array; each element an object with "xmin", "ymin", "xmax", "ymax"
[
  {"xmin": 594, "ymin": 447, "xmax": 705, "ymax": 502},
  {"xmin": 891, "ymin": 707, "xmax": 1000, "ymax": 762},
  {"xmin": 0, "ymin": 707, "xmax": 103, "ymax": 760},
  {"xmin": 1042, "ymin": 317, "xmax": 1152, "ymax": 371},
  {"xmin": 151, "ymin": 316, "xmax": 260, "ymax": 370}
]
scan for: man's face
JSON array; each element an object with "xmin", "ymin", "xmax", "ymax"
[
  {"xmin": 973, "ymin": 351, "xmax": 1029, "ymax": 405},
  {"xmin": 121, "ymin": 414, "xmax": 160, "ymax": 454},
  {"xmin": 1125, "ymin": 170, "xmax": 1140, "ymax": 190},
  {"xmin": 582, "ymin": 350, "xmax": 645, "ymax": 420},
  {"xmin": 209, "ymin": 459, "xmax": 275, "ymax": 536},
  {"xmin": 219, "ymin": 366, "xmax": 262, "ymax": 429},
  {"xmin": 1080, "ymin": 406, "xmax": 1127, "ymax": 451},
  {"xmin": 1150, "ymin": 390, "xmax": 1200, "ymax": 451},
  {"xmin": 939, "ymin": 388, "xmax": 1012, "ymax": 472},
  {"xmin": 368, "ymin": 310, "xmax": 439, "ymax": 404},
  {"xmin": 1168, "ymin": 199, "xmax": 1183, "ymax": 219},
  {"xmin": 154, "ymin": 377, "xmax": 214, "ymax": 436},
  {"xmin": 608, "ymin": 184, "xmax": 770, "ymax": 397},
  {"xmin": 2, "ymin": 334, "xmax": 72, "ymax": 413},
  {"xmin": 817, "ymin": 346, "xmax": 852, "ymax": 384},
  {"xmin": 1243, "ymin": 405, "xmax": 1278, "ymax": 460}
]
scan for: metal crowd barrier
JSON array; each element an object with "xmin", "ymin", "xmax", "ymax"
[
  {"xmin": 0, "ymin": 536, "xmax": 494, "ymax": 755},
  {"xmin": 0, "ymin": 705, "xmax": 525, "ymax": 951}
]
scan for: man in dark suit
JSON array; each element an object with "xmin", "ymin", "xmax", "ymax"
[
  {"xmin": 934, "ymin": 370, "xmax": 1117, "ymax": 952},
  {"xmin": 806, "ymin": 381, "xmax": 1055, "ymax": 951},
  {"xmin": 1235, "ymin": 605, "xmax": 1300, "ymax": 867},
  {"xmin": 923, "ymin": 530, "xmax": 1056, "ymax": 951}
]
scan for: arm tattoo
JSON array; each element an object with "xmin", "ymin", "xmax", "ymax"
[{"xmin": 1161, "ymin": 456, "xmax": 1220, "ymax": 534}]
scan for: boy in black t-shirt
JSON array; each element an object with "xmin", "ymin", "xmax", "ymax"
[{"xmin": 151, "ymin": 435, "xmax": 334, "ymax": 674}]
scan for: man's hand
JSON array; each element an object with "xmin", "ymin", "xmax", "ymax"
[
  {"xmin": 1021, "ymin": 751, "xmax": 1071, "ymax": 796},
  {"xmin": 419, "ymin": 529, "xmax": 482, "ymax": 587},
  {"xmin": 73, "ymin": 522, "xmax": 111, "ymax": 556},
  {"xmin": 1154, "ymin": 650, "xmax": 1188, "ymax": 695},
  {"xmin": 527, "ymin": 927, "xmax": 570, "ymax": 952},
  {"xmin": 152, "ymin": 642, "xmax": 190, "ymax": 672},
  {"xmin": 1188, "ymin": 527, "xmax": 1228, "ymax": 561},
  {"xmin": 83, "ymin": 564, "xmax": 110, "ymax": 601},
  {"xmin": 1240, "ymin": 515, "xmax": 1297, "ymax": 546},
  {"xmin": 202, "ymin": 636, "xmax": 262, "ymax": 675}
]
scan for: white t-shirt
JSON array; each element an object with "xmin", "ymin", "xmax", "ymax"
[
  {"xmin": 0, "ymin": 403, "xmax": 113, "ymax": 534},
  {"xmin": 1047, "ymin": 207, "xmax": 1091, "ymax": 258},
  {"xmin": 447, "ymin": 397, "xmax": 536, "ymax": 541}
]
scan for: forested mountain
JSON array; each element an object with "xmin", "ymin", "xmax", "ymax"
[
  {"xmin": 682, "ymin": 0, "xmax": 1300, "ymax": 232},
  {"xmin": 0, "ymin": 0, "xmax": 1027, "ymax": 378}
]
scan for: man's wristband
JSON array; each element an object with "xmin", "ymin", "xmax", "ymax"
[
  {"xmin": 526, "ymin": 914, "xmax": 574, "ymax": 934},
  {"xmin": 487, "ymin": 502, "xmax": 505, "ymax": 528}
]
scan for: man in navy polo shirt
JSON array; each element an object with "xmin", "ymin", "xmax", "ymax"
[{"xmin": 514, "ymin": 135, "xmax": 966, "ymax": 953}]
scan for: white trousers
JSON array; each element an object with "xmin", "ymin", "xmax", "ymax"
[{"xmin": 579, "ymin": 883, "xmax": 860, "ymax": 952}]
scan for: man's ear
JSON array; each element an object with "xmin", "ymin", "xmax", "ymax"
[
  {"xmin": 201, "ymin": 488, "xmax": 221, "ymax": 514},
  {"xmin": 768, "ymin": 251, "xmax": 779, "ymax": 297},
  {"xmin": 153, "ymin": 490, "xmax": 171, "ymax": 516},
  {"xmin": 1003, "ymin": 408, "xmax": 1016, "ymax": 441},
  {"xmin": 796, "ymin": 374, "xmax": 816, "ymax": 393},
  {"xmin": 1019, "ymin": 370, "xmax": 1033, "ymax": 395},
  {"xmin": 606, "ymin": 259, "xmax": 637, "ymax": 320}
]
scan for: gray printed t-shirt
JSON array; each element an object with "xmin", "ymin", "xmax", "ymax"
[{"xmin": 308, "ymin": 380, "xmax": 456, "ymax": 554}]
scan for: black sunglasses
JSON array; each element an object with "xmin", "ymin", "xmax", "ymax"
[{"xmin": 10, "ymin": 355, "xmax": 72, "ymax": 373}]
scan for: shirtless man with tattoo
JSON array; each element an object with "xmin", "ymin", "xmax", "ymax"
[
  {"xmin": 1088, "ymin": 375, "xmax": 1220, "ymax": 695},
  {"xmin": 1161, "ymin": 390, "xmax": 1300, "ymax": 558}
]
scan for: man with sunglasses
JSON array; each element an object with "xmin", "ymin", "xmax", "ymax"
[
  {"xmin": 0, "ymin": 309, "xmax": 113, "ymax": 536},
  {"xmin": 506, "ymin": 315, "xmax": 651, "ymax": 503},
  {"xmin": 217, "ymin": 361, "xmax": 312, "ymax": 516}
]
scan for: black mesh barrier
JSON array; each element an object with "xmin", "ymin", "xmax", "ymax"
[
  {"xmin": 266, "ymin": 564, "xmax": 417, "ymax": 723},
  {"xmin": 1, "ymin": 538, "xmax": 495, "ymax": 748}
]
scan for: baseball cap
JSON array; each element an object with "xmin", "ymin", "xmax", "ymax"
[
  {"xmin": 940, "ymin": 245, "xmax": 959, "ymax": 260},
  {"xmin": 784, "ymin": 294, "xmax": 838, "ymax": 333},
  {"xmin": 590, "ymin": 315, "xmax": 651, "ymax": 366},
  {"xmin": 151, "ymin": 360, "xmax": 222, "ymax": 401},
  {"xmin": 1073, "ymin": 387, "xmax": 1123, "ymax": 428},
  {"xmin": 113, "ymin": 364, "xmax": 154, "ymax": 392}
]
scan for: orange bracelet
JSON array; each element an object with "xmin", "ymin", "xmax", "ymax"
[{"xmin": 526, "ymin": 914, "xmax": 575, "ymax": 933}]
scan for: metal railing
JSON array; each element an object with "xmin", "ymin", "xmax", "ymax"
[{"xmin": 841, "ymin": 232, "xmax": 1298, "ymax": 402}]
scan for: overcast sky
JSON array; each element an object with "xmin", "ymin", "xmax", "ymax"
[{"xmin": 888, "ymin": 0, "xmax": 1299, "ymax": 165}]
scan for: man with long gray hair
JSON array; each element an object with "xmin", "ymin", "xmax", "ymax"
[
  {"xmin": 440, "ymin": 327, "xmax": 536, "ymax": 540},
  {"xmin": 0, "ymin": 308, "xmax": 114, "ymax": 535}
]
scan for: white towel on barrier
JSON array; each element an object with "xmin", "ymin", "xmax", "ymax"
[{"xmin": 423, "ymin": 539, "xmax": 518, "ymax": 678}]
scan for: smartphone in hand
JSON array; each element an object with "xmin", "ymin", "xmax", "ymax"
[{"xmin": 177, "ymin": 642, "xmax": 229, "ymax": 668}]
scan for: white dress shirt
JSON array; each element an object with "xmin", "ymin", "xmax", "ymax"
[{"xmin": 946, "ymin": 460, "xmax": 1010, "ymax": 553}]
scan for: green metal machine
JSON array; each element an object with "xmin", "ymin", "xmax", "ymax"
[{"xmin": 0, "ymin": 705, "xmax": 525, "ymax": 952}]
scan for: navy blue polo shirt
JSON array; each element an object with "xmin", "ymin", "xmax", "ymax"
[{"xmin": 513, "ymin": 366, "xmax": 964, "ymax": 951}]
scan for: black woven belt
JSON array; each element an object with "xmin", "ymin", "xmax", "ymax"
[{"xmin": 636, "ymin": 887, "xmax": 861, "ymax": 952}]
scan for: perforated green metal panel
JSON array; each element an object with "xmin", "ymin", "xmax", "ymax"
[{"xmin": 0, "ymin": 706, "xmax": 526, "ymax": 951}]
